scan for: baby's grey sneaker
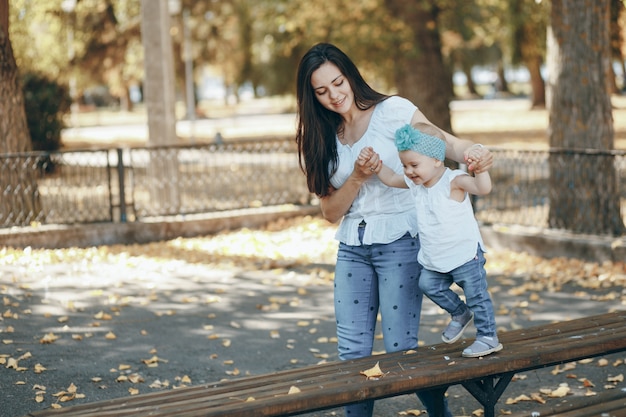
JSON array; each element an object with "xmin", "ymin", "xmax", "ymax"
[
  {"xmin": 462, "ymin": 336, "xmax": 503, "ymax": 358},
  {"xmin": 441, "ymin": 309, "xmax": 473, "ymax": 344}
]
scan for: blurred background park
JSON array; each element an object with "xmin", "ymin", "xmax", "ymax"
[
  {"xmin": 2, "ymin": 2, "xmax": 626, "ymax": 416},
  {"xmin": 1, "ymin": 0, "xmax": 626, "ymax": 240}
]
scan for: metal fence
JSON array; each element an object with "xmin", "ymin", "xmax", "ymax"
[
  {"xmin": 1, "ymin": 141, "xmax": 625, "ymax": 237},
  {"xmin": 473, "ymin": 148, "xmax": 626, "ymax": 235},
  {"xmin": 0, "ymin": 138, "xmax": 311, "ymax": 228}
]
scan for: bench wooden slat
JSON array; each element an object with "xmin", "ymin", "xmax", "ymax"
[
  {"xmin": 24, "ymin": 311, "xmax": 626, "ymax": 417},
  {"xmin": 509, "ymin": 388, "xmax": 626, "ymax": 417}
]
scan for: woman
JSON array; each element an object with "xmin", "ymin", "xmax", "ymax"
[{"xmin": 295, "ymin": 43, "xmax": 492, "ymax": 417}]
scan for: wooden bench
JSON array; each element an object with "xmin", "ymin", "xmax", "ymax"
[{"xmin": 23, "ymin": 311, "xmax": 626, "ymax": 417}]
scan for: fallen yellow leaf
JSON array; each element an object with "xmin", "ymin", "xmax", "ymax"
[
  {"xmin": 398, "ymin": 410, "xmax": 423, "ymax": 416},
  {"xmin": 607, "ymin": 374, "xmax": 624, "ymax": 383},
  {"xmin": 551, "ymin": 362, "xmax": 576, "ymax": 375},
  {"xmin": 548, "ymin": 385, "xmax": 570, "ymax": 398},
  {"xmin": 530, "ymin": 393, "xmax": 546, "ymax": 404},
  {"xmin": 505, "ymin": 394, "xmax": 531, "ymax": 404},
  {"xmin": 579, "ymin": 377, "xmax": 595, "ymax": 387},
  {"xmin": 128, "ymin": 374, "xmax": 144, "ymax": 383},
  {"xmin": 7, "ymin": 357, "xmax": 18, "ymax": 369},
  {"xmin": 94, "ymin": 311, "xmax": 112, "ymax": 320},
  {"xmin": 360, "ymin": 362, "xmax": 384, "ymax": 380},
  {"xmin": 40, "ymin": 333, "xmax": 59, "ymax": 344}
]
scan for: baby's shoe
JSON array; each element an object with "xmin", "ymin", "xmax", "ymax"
[
  {"xmin": 462, "ymin": 335, "xmax": 503, "ymax": 358},
  {"xmin": 442, "ymin": 309, "xmax": 473, "ymax": 344}
]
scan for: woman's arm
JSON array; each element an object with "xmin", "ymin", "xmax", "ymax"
[
  {"xmin": 319, "ymin": 155, "xmax": 379, "ymax": 224},
  {"xmin": 410, "ymin": 109, "xmax": 493, "ymax": 173}
]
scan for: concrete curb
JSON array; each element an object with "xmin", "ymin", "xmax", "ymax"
[{"xmin": 481, "ymin": 223, "xmax": 626, "ymax": 263}]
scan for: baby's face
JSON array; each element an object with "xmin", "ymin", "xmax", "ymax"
[{"xmin": 399, "ymin": 150, "xmax": 441, "ymax": 186}]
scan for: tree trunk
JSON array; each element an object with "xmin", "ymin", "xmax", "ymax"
[
  {"xmin": 495, "ymin": 60, "xmax": 510, "ymax": 95},
  {"xmin": 462, "ymin": 62, "xmax": 479, "ymax": 98},
  {"xmin": 384, "ymin": 0, "xmax": 453, "ymax": 134},
  {"xmin": 525, "ymin": 55, "xmax": 545, "ymax": 108},
  {"xmin": 0, "ymin": 0, "xmax": 43, "ymax": 226},
  {"xmin": 140, "ymin": 0, "xmax": 180, "ymax": 215},
  {"xmin": 547, "ymin": 0, "xmax": 624, "ymax": 235}
]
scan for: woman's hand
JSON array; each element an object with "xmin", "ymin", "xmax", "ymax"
[
  {"xmin": 355, "ymin": 146, "xmax": 381, "ymax": 178},
  {"xmin": 319, "ymin": 147, "xmax": 380, "ymax": 224},
  {"xmin": 465, "ymin": 144, "xmax": 493, "ymax": 173}
]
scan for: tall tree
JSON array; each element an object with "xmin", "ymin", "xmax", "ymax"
[
  {"xmin": 384, "ymin": 0, "xmax": 453, "ymax": 133},
  {"xmin": 547, "ymin": 0, "xmax": 624, "ymax": 235},
  {"xmin": 0, "ymin": 0, "xmax": 43, "ymax": 226},
  {"xmin": 0, "ymin": 0, "xmax": 29, "ymax": 154}
]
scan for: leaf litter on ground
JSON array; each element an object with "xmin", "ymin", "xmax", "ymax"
[{"xmin": 1, "ymin": 215, "xmax": 625, "ymax": 413}]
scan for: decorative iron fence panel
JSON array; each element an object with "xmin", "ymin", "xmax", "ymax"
[
  {"xmin": 127, "ymin": 139, "xmax": 310, "ymax": 219},
  {"xmin": 1, "ymin": 150, "xmax": 115, "ymax": 227}
]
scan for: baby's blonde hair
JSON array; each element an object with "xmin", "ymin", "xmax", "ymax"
[
  {"xmin": 411, "ymin": 122, "xmax": 445, "ymax": 141},
  {"xmin": 394, "ymin": 122, "xmax": 446, "ymax": 161}
]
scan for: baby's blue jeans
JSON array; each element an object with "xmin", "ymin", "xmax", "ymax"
[{"xmin": 419, "ymin": 248, "xmax": 497, "ymax": 338}]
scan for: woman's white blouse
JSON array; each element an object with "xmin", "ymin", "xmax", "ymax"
[{"xmin": 330, "ymin": 96, "xmax": 418, "ymax": 246}]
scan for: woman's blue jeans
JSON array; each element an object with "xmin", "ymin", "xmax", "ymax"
[
  {"xmin": 334, "ymin": 231, "xmax": 452, "ymax": 417},
  {"xmin": 419, "ymin": 248, "xmax": 497, "ymax": 338}
]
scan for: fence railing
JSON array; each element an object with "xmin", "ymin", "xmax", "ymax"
[
  {"xmin": 1, "ymin": 141, "xmax": 625, "ymax": 237},
  {"xmin": 473, "ymin": 147, "xmax": 626, "ymax": 235},
  {"xmin": 0, "ymin": 138, "xmax": 311, "ymax": 228}
]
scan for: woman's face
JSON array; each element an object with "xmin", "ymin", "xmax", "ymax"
[{"xmin": 310, "ymin": 62, "xmax": 353, "ymax": 115}]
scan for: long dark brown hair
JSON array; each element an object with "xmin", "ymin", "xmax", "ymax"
[{"xmin": 295, "ymin": 43, "xmax": 388, "ymax": 197}]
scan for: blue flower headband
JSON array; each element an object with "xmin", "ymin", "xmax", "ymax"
[{"xmin": 394, "ymin": 124, "xmax": 446, "ymax": 161}]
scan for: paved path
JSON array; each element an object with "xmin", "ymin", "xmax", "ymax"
[{"xmin": 1, "ymin": 218, "xmax": 625, "ymax": 417}]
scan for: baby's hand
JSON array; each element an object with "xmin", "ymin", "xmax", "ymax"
[
  {"xmin": 357, "ymin": 146, "xmax": 375, "ymax": 165},
  {"xmin": 464, "ymin": 144, "xmax": 492, "ymax": 173}
]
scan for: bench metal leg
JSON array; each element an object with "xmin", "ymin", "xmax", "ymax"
[
  {"xmin": 421, "ymin": 387, "xmax": 449, "ymax": 417},
  {"xmin": 461, "ymin": 373, "xmax": 514, "ymax": 417}
]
